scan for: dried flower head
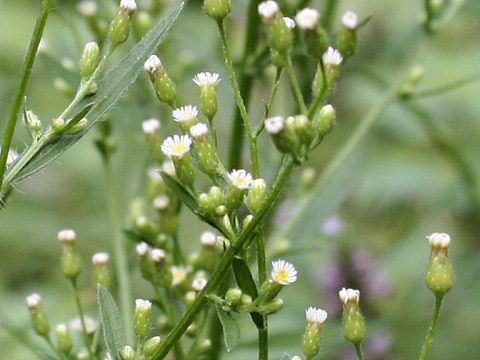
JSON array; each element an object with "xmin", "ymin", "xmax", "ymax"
[
  {"xmin": 161, "ymin": 135, "xmax": 192, "ymax": 159},
  {"xmin": 342, "ymin": 11, "xmax": 359, "ymax": 30},
  {"xmin": 283, "ymin": 17, "xmax": 296, "ymax": 29},
  {"xmin": 305, "ymin": 306, "xmax": 328, "ymax": 324},
  {"xmin": 58, "ymin": 229, "xmax": 76, "ymax": 243},
  {"xmin": 135, "ymin": 299, "xmax": 152, "ymax": 311},
  {"xmin": 172, "ymin": 105, "xmax": 198, "ymax": 123},
  {"xmin": 258, "ymin": 1, "xmax": 280, "ymax": 21},
  {"xmin": 190, "ymin": 123, "xmax": 209, "ymax": 138},
  {"xmin": 271, "ymin": 259, "xmax": 297, "ymax": 285},
  {"xmin": 295, "ymin": 8, "xmax": 320, "ymax": 30},
  {"xmin": 228, "ymin": 169, "xmax": 253, "ymax": 190},
  {"xmin": 339, "ymin": 287, "xmax": 360, "ymax": 304},
  {"xmin": 192, "ymin": 72, "xmax": 221, "ymax": 87},
  {"xmin": 265, "ymin": 116, "xmax": 285, "ymax": 134},
  {"xmin": 322, "ymin": 47, "xmax": 343, "ymax": 67},
  {"xmin": 144, "ymin": 55, "xmax": 162, "ymax": 74},
  {"xmin": 142, "ymin": 118, "xmax": 161, "ymax": 136},
  {"xmin": 92, "ymin": 252, "xmax": 110, "ymax": 266},
  {"xmin": 427, "ymin": 232, "xmax": 451, "ymax": 249}
]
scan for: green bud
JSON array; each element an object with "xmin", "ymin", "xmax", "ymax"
[
  {"xmin": 295, "ymin": 8, "xmax": 328, "ymax": 59},
  {"xmin": 26, "ymin": 294, "xmax": 50, "ymax": 338},
  {"xmin": 303, "ymin": 307, "xmax": 328, "ymax": 359},
  {"xmin": 259, "ymin": 3, "xmax": 292, "ymax": 55},
  {"xmin": 426, "ymin": 233, "xmax": 454, "ymax": 295},
  {"xmin": 265, "ymin": 116, "xmax": 300, "ymax": 155},
  {"xmin": 55, "ymin": 324, "xmax": 72, "ymax": 354},
  {"xmin": 92, "ymin": 252, "xmax": 111, "ymax": 289},
  {"xmin": 193, "ymin": 72, "xmax": 220, "ymax": 119},
  {"xmin": 398, "ymin": 65, "xmax": 425, "ymax": 99},
  {"xmin": 314, "ymin": 104, "xmax": 335, "ymax": 137},
  {"xmin": 337, "ymin": 11, "xmax": 359, "ymax": 60},
  {"xmin": 52, "ymin": 118, "xmax": 66, "ymax": 133},
  {"xmin": 172, "ymin": 153, "xmax": 195, "ymax": 190},
  {"xmin": 190, "ymin": 123, "xmax": 219, "ymax": 176},
  {"xmin": 294, "ymin": 114, "xmax": 314, "ymax": 145},
  {"xmin": 58, "ymin": 229, "xmax": 81, "ymax": 280},
  {"xmin": 80, "ymin": 42, "xmax": 99, "ymax": 78},
  {"xmin": 198, "ymin": 192, "xmax": 215, "ymax": 215},
  {"xmin": 134, "ymin": 215, "xmax": 159, "ymax": 239},
  {"xmin": 65, "ymin": 118, "xmax": 88, "ymax": 135},
  {"xmin": 226, "ymin": 185, "xmax": 246, "ymax": 212},
  {"xmin": 257, "ymin": 298, "xmax": 285, "ymax": 315},
  {"xmin": 339, "ymin": 288, "xmax": 366, "ymax": 344},
  {"xmin": 209, "ymin": 186, "xmax": 224, "ymax": 208},
  {"xmin": 134, "ymin": 299, "xmax": 152, "ymax": 339},
  {"xmin": 203, "ymin": 0, "xmax": 231, "ymax": 19},
  {"xmin": 144, "ymin": 55, "xmax": 177, "ymax": 106},
  {"xmin": 107, "ymin": 1, "xmax": 137, "ymax": 45},
  {"xmin": 300, "ymin": 167, "xmax": 316, "ymax": 192},
  {"xmin": 186, "ymin": 323, "xmax": 198, "ymax": 337},
  {"xmin": 25, "ymin": 110, "xmax": 42, "ymax": 138},
  {"xmin": 196, "ymin": 339, "xmax": 212, "ymax": 354},
  {"xmin": 247, "ymin": 178, "xmax": 267, "ymax": 214},
  {"xmin": 184, "ymin": 291, "xmax": 197, "ymax": 306},
  {"xmin": 157, "ymin": 315, "xmax": 171, "ymax": 332},
  {"xmin": 225, "ymin": 169, "xmax": 252, "ymax": 211},
  {"xmin": 136, "ymin": 242, "xmax": 155, "ymax": 281},
  {"xmin": 143, "ymin": 336, "xmax": 162, "ymax": 356},
  {"xmin": 241, "ymin": 294, "xmax": 253, "ymax": 306},
  {"xmin": 77, "ymin": 350, "xmax": 90, "ymax": 360},
  {"xmin": 216, "ymin": 205, "xmax": 228, "ymax": 217},
  {"xmin": 150, "ymin": 249, "xmax": 173, "ymax": 288},
  {"xmin": 121, "ymin": 345, "xmax": 136, "ymax": 360},
  {"xmin": 225, "ymin": 288, "xmax": 243, "ymax": 306}
]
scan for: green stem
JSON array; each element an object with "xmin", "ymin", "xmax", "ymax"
[
  {"xmin": 0, "ymin": 0, "xmax": 53, "ymax": 188},
  {"xmin": 255, "ymin": 67, "xmax": 283, "ymax": 137},
  {"xmin": 308, "ymin": 61, "xmax": 327, "ymax": 119},
  {"xmin": 151, "ymin": 158, "xmax": 295, "ymax": 360},
  {"xmin": 217, "ymin": 19, "xmax": 260, "ymax": 176},
  {"xmin": 412, "ymin": 72, "xmax": 480, "ymax": 99},
  {"xmin": 354, "ymin": 343, "xmax": 364, "ymax": 360},
  {"xmin": 321, "ymin": 0, "xmax": 339, "ymax": 32},
  {"xmin": 286, "ymin": 56, "xmax": 307, "ymax": 114},
  {"xmin": 45, "ymin": 336, "xmax": 68, "ymax": 360},
  {"xmin": 71, "ymin": 280, "xmax": 94, "ymax": 359},
  {"xmin": 418, "ymin": 294, "xmax": 444, "ymax": 360},
  {"xmin": 102, "ymin": 158, "xmax": 134, "ymax": 343},
  {"xmin": 257, "ymin": 227, "xmax": 268, "ymax": 360}
]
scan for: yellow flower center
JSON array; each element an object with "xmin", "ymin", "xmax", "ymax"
[
  {"xmin": 274, "ymin": 269, "xmax": 289, "ymax": 283},
  {"xmin": 171, "ymin": 143, "xmax": 187, "ymax": 156}
]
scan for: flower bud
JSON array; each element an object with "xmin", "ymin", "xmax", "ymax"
[
  {"xmin": 26, "ymin": 294, "xmax": 50, "ymax": 338},
  {"xmin": 196, "ymin": 338, "xmax": 212, "ymax": 354},
  {"xmin": 25, "ymin": 110, "xmax": 42, "ymax": 138},
  {"xmin": 121, "ymin": 345, "xmax": 136, "ymax": 360},
  {"xmin": 58, "ymin": 229, "xmax": 82, "ymax": 280},
  {"xmin": 76, "ymin": 350, "xmax": 90, "ymax": 360},
  {"xmin": 203, "ymin": 0, "xmax": 231, "ymax": 19},
  {"xmin": 107, "ymin": 0, "xmax": 137, "ymax": 45},
  {"xmin": 144, "ymin": 55, "xmax": 177, "ymax": 106},
  {"xmin": 398, "ymin": 66, "xmax": 425, "ymax": 99},
  {"xmin": 193, "ymin": 72, "xmax": 221, "ymax": 119},
  {"xmin": 313, "ymin": 104, "xmax": 335, "ymax": 137},
  {"xmin": 92, "ymin": 252, "xmax": 111, "ymax": 289},
  {"xmin": 259, "ymin": 1, "xmax": 292, "ymax": 56},
  {"xmin": 80, "ymin": 42, "xmax": 99, "ymax": 78},
  {"xmin": 226, "ymin": 169, "xmax": 253, "ymax": 211},
  {"xmin": 337, "ymin": 11, "xmax": 359, "ymax": 60},
  {"xmin": 426, "ymin": 232, "xmax": 454, "ymax": 295},
  {"xmin": 247, "ymin": 179, "xmax": 267, "ymax": 214},
  {"xmin": 151, "ymin": 249, "xmax": 173, "ymax": 288},
  {"xmin": 257, "ymin": 298, "xmax": 285, "ymax": 315},
  {"xmin": 136, "ymin": 242, "xmax": 154, "ymax": 281},
  {"xmin": 56, "ymin": 324, "xmax": 73, "ymax": 354},
  {"xmin": 190, "ymin": 123, "xmax": 219, "ymax": 176},
  {"xmin": 293, "ymin": 114, "xmax": 314, "ymax": 145},
  {"xmin": 52, "ymin": 118, "xmax": 66, "ymax": 133},
  {"xmin": 265, "ymin": 116, "xmax": 299, "ymax": 155},
  {"xmin": 302, "ymin": 307, "xmax": 327, "ymax": 359},
  {"xmin": 339, "ymin": 288, "xmax": 366, "ymax": 344},
  {"xmin": 295, "ymin": 8, "xmax": 328, "ymax": 59},
  {"xmin": 134, "ymin": 299, "xmax": 152, "ymax": 339},
  {"xmin": 143, "ymin": 336, "xmax": 161, "ymax": 356},
  {"xmin": 225, "ymin": 288, "xmax": 243, "ymax": 306},
  {"xmin": 161, "ymin": 135, "xmax": 195, "ymax": 189},
  {"xmin": 65, "ymin": 118, "xmax": 89, "ymax": 135},
  {"xmin": 192, "ymin": 278, "xmax": 208, "ymax": 292}
]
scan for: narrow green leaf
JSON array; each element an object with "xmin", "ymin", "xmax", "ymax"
[
  {"xmin": 38, "ymin": 352, "xmax": 60, "ymax": 360},
  {"xmin": 160, "ymin": 171, "xmax": 198, "ymax": 213},
  {"xmin": 215, "ymin": 303, "xmax": 241, "ymax": 352},
  {"xmin": 6, "ymin": 0, "xmax": 184, "ymax": 184},
  {"xmin": 97, "ymin": 284, "xmax": 127, "ymax": 360}
]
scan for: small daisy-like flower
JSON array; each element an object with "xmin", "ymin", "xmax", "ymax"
[
  {"xmin": 92, "ymin": 252, "xmax": 110, "ymax": 266},
  {"xmin": 153, "ymin": 195, "xmax": 170, "ymax": 211},
  {"xmin": 283, "ymin": 17, "xmax": 296, "ymax": 29},
  {"xmin": 322, "ymin": 47, "xmax": 343, "ymax": 67},
  {"xmin": 142, "ymin": 118, "xmax": 161, "ymax": 136},
  {"xmin": 190, "ymin": 123, "xmax": 209, "ymax": 138},
  {"xmin": 136, "ymin": 242, "xmax": 150, "ymax": 257},
  {"xmin": 70, "ymin": 315, "xmax": 98, "ymax": 334},
  {"xmin": 144, "ymin": 55, "xmax": 162, "ymax": 74},
  {"xmin": 295, "ymin": 8, "xmax": 319, "ymax": 30},
  {"xmin": 339, "ymin": 287, "xmax": 360, "ymax": 304},
  {"xmin": 171, "ymin": 266, "xmax": 187, "ymax": 286},
  {"xmin": 200, "ymin": 231, "xmax": 216, "ymax": 247},
  {"xmin": 192, "ymin": 278, "xmax": 208, "ymax": 291},
  {"xmin": 77, "ymin": 1, "xmax": 98, "ymax": 16},
  {"xmin": 271, "ymin": 259, "xmax": 297, "ymax": 285},
  {"xmin": 192, "ymin": 72, "xmax": 221, "ymax": 87},
  {"xmin": 427, "ymin": 232, "xmax": 451, "ymax": 249},
  {"xmin": 135, "ymin": 299, "xmax": 152, "ymax": 311},
  {"xmin": 305, "ymin": 306, "xmax": 328, "ymax": 324},
  {"xmin": 26, "ymin": 293, "xmax": 42, "ymax": 309},
  {"xmin": 161, "ymin": 135, "xmax": 192, "ymax": 159},
  {"xmin": 120, "ymin": 0, "xmax": 137, "ymax": 13},
  {"xmin": 265, "ymin": 116, "xmax": 285, "ymax": 134},
  {"xmin": 162, "ymin": 160, "xmax": 176, "ymax": 176},
  {"xmin": 342, "ymin": 11, "xmax": 359, "ymax": 30},
  {"xmin": 228, "ymin": 169, "xmax": 253, "ymax": 190},
  {"xmin": 172, "ymin": 105, "xmax": 198, "ymax": 123},
  {"xmin": 258, "ymin": 1, "xmax": 280, "ymax": 21},
  {"xmin": 58, "ymin": 229, "xmax": 76, "ymax": 243},
  {"xmin": 150, "ymin": 248, "xmax": 166, "ymax": 263}
]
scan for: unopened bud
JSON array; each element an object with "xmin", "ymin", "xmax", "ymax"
[
  {"xmin": 26, "ymin": 294, "xmax": 50, "ymax": 337},
  {"xmin": 294, "ymin": 114, "xmax": 314, "ymax": 145},
  {"xmin": 56, "ymin": 324, "xmax": 73, "ymax": 354},
  {"xmin": 314, "ymin": 104, "xmax": 335, "ymax": 137},
  {"xmin": 26, "ymin": 110, "xmax": 42, "ymax": 138},
  {"xmin": 196, "ymin": 338, "xmax": 212, "ymax": 354},
  {"xmin": 92, "ymin": 252, "xmax": 111, "ymax": 289},
  {"xmin": 225, "ymin": 288, "xmax": 242, "ymax": 305},
  {"xmin": 134, "ymin": 299, "xmax": 152, "ymax": 339},
  {"xmin": 145, "ymin": 55, "xmax": 177, "ymax": 105},
  {"xmin": 193, "ymin": 72, "xmax": 221, "ymax": 119},
  {"xmin": 339, "ymin": 288, "xmax": 365, "ymax": 344},
  {"xmin": 426, "ymin": 233, "xmax": 454, "ymax": 295},
  {"xmin": 337, "ymin": 11, "xmax": 359, "ymax": 59},
  {"xmin": 121, "ymin": 345, "xmax": 136, "ymax": 360},
  {"xmin": 107, "ymin": 0, "xmax": 137, "ymax": 45},
  {"xmin": 80, "ymin": 42, "xmax": 99, "ymax": 78},
  {"xmin": 247, "ymin": 179, "xmax": 267, "ymax": 214},
  {"xmin": 143, "ymin": 336, "xmax": 161, "ymax": 356},
  {"xmin": 303, "ymin": 307, "xmax": 327, "ymax": 359},
  {"xmin": 295, "ymin": 8, "xmax": 328, "ymax": 59},
  {"xmin": 204, "ymin": 0, "xmax": 231, "ymax": 19}
]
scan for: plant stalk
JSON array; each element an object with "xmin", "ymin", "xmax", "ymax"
[{"xmin": 418, "ymin": 294, "xmax": 444, "ymax": 360}]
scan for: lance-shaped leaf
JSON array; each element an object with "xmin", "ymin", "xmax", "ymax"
[{"xmin": 215, "ymin": 303, "xmax": 241, "ymax": 352}]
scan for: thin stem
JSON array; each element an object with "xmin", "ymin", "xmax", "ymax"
[
  {"xmin": 257, "ymin": 227, "xmax": 268, "ymax": 360},
  {"xmin": 321, "ymin": 0, "xmax": 339, "ymax": 32},
  {"xmin": 217, "ymin": 19, "xmax": 260, "ymax": 176},
  {"xmin": 255, "ymin": 67, "xmax": 283, "ymax": 137},
  {"xmin": 412, "ymin": 72, "xmax": 480, "ymax": 99},
  {"xmin": 45, "ymin": 336, "xmax": 69, "ymax": 360},
  {"xmin": 70, "ymin": 280, "xmax": 94, "ymax": 359},
  {"xmin": 0, "ymin": 0, "xmax": 53, "ymax": 188},
  {"xmin": 151, "ymin": 158, "xmax": 295, "ymax": 360},
  {"xmin": 102, "ymin": 158, "xmax": 134, "ymax": 343},
  {"xmin": 354, "ymin": 343, "xmax": 364, "ymax": 360},
  {"xmin": 418, "ymin": 294, "xmax": 444, "ymax": 360},
  {"xmin": 286, "ymin": 56, "xmax": 307, "ymax": 114},
  {"xmin": 307, "ymin": 61, "xmax": 327, "ymax": 119}
]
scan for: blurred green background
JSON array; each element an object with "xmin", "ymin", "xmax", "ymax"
[{"xmin": 1, "ymin": 0, "xmax": 479, "ymax": 359}]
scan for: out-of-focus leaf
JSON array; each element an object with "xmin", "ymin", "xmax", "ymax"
[
  {"xmin": 160, "ymin": 171, "xmax": 198, "ymax": 212},
  {"xmin": 38, "ymin": 353, "xmax": 60, "ymax": 360},
  {"xmin": 215, "ymin": 303, "xmax": 241, "ymax": 352},
  {"xmin": 97, "ymin": 284, "xmax": 126, "ymax": 360}
]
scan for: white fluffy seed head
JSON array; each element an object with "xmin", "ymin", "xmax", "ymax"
[
  {"xmin": 26, "ymin": 293, "xmax": 42, "ymax": 309},
  {"xmin": 150, "ymin": 248, "xmax": 166, "ymax": 262},
  {"xmin": 258, "ymin": 1, "xmax": 280, "ymax": 21},
  {"xmin": 428, "ymin": 232, "xmax": 451, "ymax": 249},
  {"xmin": 172, "ymin": 105, "xmax": 198, "ymax": 123},
  {"xmin": 295, "ymin": 8, "xmax": 320, "ymax": 30},
  {"xmin": 342, "ymin": 11, "xmax": 359, "ymax": 30},
  {"xmin": 322, "ymin": 47, "xmax": 343, "ymax": 67},
  {"xmin": 192, "ymin": 278, "xmax": 208, "ymax": 291},
  {"xmin": 153, "ymin": 195, "xmax": 170, "ymax": 211},
  {"xmin": 142, "ymin": 118, "xmax": 161, "ymax": 136},
  {"xmin": 283, "ymin": 17, "xmax": 296, "ymax": 29},
  {"xmin": 305, "ymin": 306, "xmax": 328, "ymax": 324},
  {"xmin": 120, "ymin": 0, "xmax": 137, "ymax": 13},
  {"xmin": 136, "ymin": 242, "xmax": 150, "ymax": 257},
  {"xmin": 144, "ymin": 55, "xmax": 162, "ymax": 74},
  {"xmin": 192, "ymin": 72, "xmax": 221, "ymax": 87},
  {"xmin": 58, "ymin": 229, "xmax": 76, "ymax": 243},
  {"xmin": 339, "ymin": 287, "xmax": 360, "ymax": 305},
  {"xmin": 228, "ymin": 169, "xmax": 253, "ymax": 190},
  {"xmin": 77, "ymin": 1, "xmax": 98, "ymax": 16},
  {"xmin": 200, "ymin": 231, "xmax": 217, "ymax": 247},
  {"xmin": 92, "ymin": 252, "xmax": 110, "ymax": 266},
  {"xmin": 161, "ymin": 135, "xmax": 192, "ymax": 159},
  {"xmin": 190, "ymin": 123, "xmax": 209, "ymax": 138},
  {"xmin": 271, "ymin": 259, "xmax": 297, "ymax": 285},
  {"xmin": 135, "ymin": 299, "xmax": 152, "ymax": 311},
  {"xmin": 265, "ymin": 116, "xmax": 285, "ymax": 134}
]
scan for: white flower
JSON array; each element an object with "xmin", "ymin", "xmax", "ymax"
[
  {"xmin": 162, "ymin": 160, "xmax": 176, "ymax": 177},
  {"xmin": 228, "ymin": 169, "xmax": 253, "ymax": 190},
  {"xmin": 258, "ymin": 1, "xmax": 280, "ymax": 21},
  {"xmin": 200, "ymin": 231, "xmax": 216, "ymax": 247},
  {"xmin": 150, "ymin": 248, "xmax": 166, "ymax": 262},
  {"xmin": 135, "ymin": 216, "xmax": 148, "ymax": 227},
  {"xmin": 135, "ymin": 299, "xmax": 152, "ymax": 311},
  {"xmin": 339, "ymin": 287, "xmax": 360, "ymax": 304},
  {"xmin": 142, "ymin": 118, "xmax": 161, "ymax": 136},
  {"xmin": 295, "ymin": 8, "xmax": 319, "ymax": 30},
  {"xmin": 305, "ymin": 306, "xmax": 328, "ymax": 324},
  {"xmin": 70, "ymin": 315, "xmax": 98, "ymax": 334},
  {"xmin": 26, "ymin": 293, "xmax": 42, "ymax": 309},
  {"xmin": 56, "ymin": 323, "xmax": 68, "ymax": 333},
  {"xmin": 322, "ymin": 47, "xmax": 343, "ymax": 67},
  {"xmin": 92, "ymin": 252, "xmax": 110, "ymax": 266},
  {"xmin": 265, "ymin": 116, "xmax": 285, "ymax": 134},
  {"xmin": 427, "ymin": 232, "xmax": 451, "ymax": 249},
  {"xmin": 136, "ymin": 242, "xmax": 150, "ymax": 257},
  {"xmin": 120, "ymin": 0, "xmax": 137, "ymax": 13},
  {"xmin": 271, "ymin": 259, "xmax": 297, "ymax": 285},
  {"xmin": 172, "ymin": 105, "xmax": 198, "ymax": 123},
  {"xmin": 342, "ymin": 11, "xmax": 359, "ymax": 30},
  {"xmin": 58, "ymin": 229, "xmax": 76, "ymax": 243},
  {"xmin": 171, "ymin": 266, "xmax": 187, "ymax": 286},
  {"xmin": 192, "ymin": 278, "xmax": 208, "ymax": 291},
  {"xmin": 77, "ymin": 1, "xmax": 98, "ymax": 16},
  {"xmin": 291, "ymin": 356, "xmax": 302, "ymax": 360},
  {"xmin": 144, "ymin": 55, "xmax": 162, "ymax": 74},
  {"xmin": 190, "ymin": 123, "xmax": 209, "ymax": 138},
  {"xmin": 192, "ymin": 72, "xmax": 221, "ymax": 87},
  {"xmin": 283, "ymin": 17, "xmax": 296, "ymax": 29},
  {"xmin": 153, "ymin": 195, "xmax": 170, "ymax": 211},
  {"xmin": 161, "ymin": 135, "xmax": 192, "ymax": 159}
]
